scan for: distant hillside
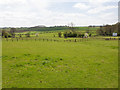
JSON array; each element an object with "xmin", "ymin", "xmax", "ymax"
[
  {"xmin": 0, "ymin": 25, "xmax": 99, "ymax": 32},
  {"xmin": 14, "ymin": 26, "xmax": 99, "ymax": 32}
]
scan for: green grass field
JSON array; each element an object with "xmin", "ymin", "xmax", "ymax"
[{"xmin": 2, "ymin": 37, "xmax": 118, "ymax": 88}]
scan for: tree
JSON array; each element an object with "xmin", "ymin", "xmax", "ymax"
[
  {"xmin": 26, "ymin": 33, "xmax": 30, "ymax": 37},
  {"xmin": 81, "ymin": 34, "xmax": 84, "ymax": 38},
  {"xmin": 89, "ymin": 33, "xmax": 92, "ymax": 37},
  {"xmin": 58, "ymin": 32, "xmax": 62, "ymax": 37},
  {"xmin": 10, "ymin": 28, "xmax": 16, "ymax": 38},
  {"xmin": 68, "ymin": 22, "xmax": 75, "ymax": 32},
  {"xmin": 19, "ymin": 34, "xmax": 22, "ymax": 38},
  {"xmin": 97, "ymin": 26, "xmax": 104, "ymax": 36},
  {"xmin": 2, "ymin": 30, "xmax": 9, "ymax": 38},
  {"xmin": 97, "ymin": 23, "xmax": 118, "ymax": 36},
  {"xmin": 118, "ymin": 23, "xmax": 120, "ymax": 36},
  {"xmin": 63, "ymin": 32, "xmax": 67, "ymax": 38}
]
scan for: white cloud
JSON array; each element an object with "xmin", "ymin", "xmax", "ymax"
[
  {"xmin": 73, "ymin": 3, "xmax": 90, "ymax": 9},
  {"xmin": 88, "ymin": 5, "xmax": 118, "ymax": 14},
  {"xmin": 27, "ymin": 0, "xmax": 50, "ymax": 10},
  {"xmin": 98, "ymin": 12, "xmax": 117, "ymax": 20},
  {"xmin": 99, "ymin": 12, "xmax": 117, "ymax": 24},
  {"xmin": 0, "ymin": 0, "xmax": 118, "ymax": 27},
  {"xmin": 88, "ymin": 0, "xmax": 119, "ymax": 5},
  {"xmin": 0, "ymin": 0, "xmax": 26, "ymax": 4}
]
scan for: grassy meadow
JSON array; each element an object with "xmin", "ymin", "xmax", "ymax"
[{"xmin": 2, "ymin": 32, "xmax": 118, "ymax": 88}]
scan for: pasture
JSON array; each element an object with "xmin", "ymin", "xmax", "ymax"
[{"xmin": 2, "ymin": 35, "xmax": 118, "ymax": 88}]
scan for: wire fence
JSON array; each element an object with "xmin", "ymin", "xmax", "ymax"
[{"xmin": 2, "ymin": 37, "xmax": 119, "ymax": 42}]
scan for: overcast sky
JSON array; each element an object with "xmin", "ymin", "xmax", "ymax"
[{"xmin": 0, "ymin": 0, "xmax": 119, "ymax": 27}]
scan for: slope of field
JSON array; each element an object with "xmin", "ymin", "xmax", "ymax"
[
  {"xmin": 2, "ymin": 26, "xmax": 99, "ymax": 32},
  {"xmin": 2, "ymin": 39, "xmax": 118, "ymax": 88}
]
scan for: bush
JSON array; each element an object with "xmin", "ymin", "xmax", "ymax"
[
  {"xmin": 2, "ymin": 30, "xmax": 9, "ymax": 38},
  {"xmin": 63, "ymin": 31, "xmax": 85, "ymax": 38},
  {"xmin": 19, "ymin": 34, "xmax": 22, "ymax": 37},
  {"xmin": 77, "ymin": 33, "xmax": 81, "ymax": 37},
  {"xmin": 63, "ymin": 31, "xmax": 78, "ymax": 38},
  {"xmin": 81, "ymin": 34, "xmax": 84, "ymax": 38},
  {"xmin": 77, "ymin": 33, "xmax": 84, "ymax": 38},
  {"xmin": 117, "ymin": 33, "xmax": 120, "ymax": 36},
  {"xmin": 58, "ymin": 32, "xmax": 62, "ymax": 37},
  {"xmin": 63, "ymin": 32, "xmax": 68, "ymax": 38},
  {"xmin": 89, "ymin": 33, "xmax": 92, "ymax": 37},
  {"xmin": 8, "ymin": 34, "xmax": 12, "ymax": 38},
  {"xmin": 26, "ymin": 33, "xmax": 30, "ymax": 37}
]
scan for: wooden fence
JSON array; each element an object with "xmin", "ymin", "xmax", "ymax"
[{"xmin": 3, "ymin": 37, "xmax": 120, "ymax": 42}]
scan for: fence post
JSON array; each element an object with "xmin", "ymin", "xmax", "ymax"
[
  {"xmin": 6, "ymin": 38, "xmax": 8, "ymax": 41},
  {"xmin": 17, "ymin": 38, "xmax": 18, "ymax": 42},
  {"xmin": 75, "ymin": 39, "xmax": 76, "ymax": 42}
]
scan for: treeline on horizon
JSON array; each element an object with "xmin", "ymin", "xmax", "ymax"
[
  {"xmin": 1, "ymin": 22, "xmax": 120, "ymax": 37},
  {"xmin": 1, "ymin": 25, "xmax": 99, "ymax": 32},
  {"xmin": 97, "ymin": 22, "xmax": 120, "ymax": 36}
]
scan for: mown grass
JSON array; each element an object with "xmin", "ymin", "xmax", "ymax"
[{"xmin": 2, "ymin": 39, "xmax": 118, "ymax": 88}]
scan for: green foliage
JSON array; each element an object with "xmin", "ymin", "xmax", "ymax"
[
  {"xmin": 89, "ymin": 33, "xmax": 92, "ymax": 37},
  {"xmin": 2, "ymin": 30, "xmax": 9, "ymax": 38},
  {"xmin": 63, "ymin": 31, "xmax": 84, "ymax": 38},
  {"xmin": 1, "ymin": 26, "xmax": 99, "ymax": 33},
  {"xmin": 10, "ymin": 28, "xmax": 16, "ymax": 38},
  {"xmin": 77, "ymin": 33, "xmax": 84, "ymax": 38},
  {"xmin": 19, "ymin": 34, "xmax": 22, "ymax": 38},
  {"xmin": 25, "ymin": 33, "xmax": 30, "ymax": 37},
  {"xmin": 97, "ymin": 23, "xmax": 120, "ymax": 36},
  {"xmin": 58, "ymin": 32, "xmax": 62, "ymax": 37}
]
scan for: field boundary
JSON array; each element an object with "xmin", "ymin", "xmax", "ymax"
[{"xmin": 2, "ymin": 37, "xmax": 119, "ymax": 43}]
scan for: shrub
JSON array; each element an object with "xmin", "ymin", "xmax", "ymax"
[
  {"xmin": 19, "ymin": 34, "xmax": 22, "ymax": 38},
  {"xmin": 64, "ymin": 32, "xmax": 68, "ymax": 38},
  {"xmin": 79, "ymin": 34, "xmax": 84, "ymax": 38},
  {"xmin": 63, "ymin": 31, "xmax": 78, "ymax": 38},
  {"xmin": 2, "ymin": 30, "xmax": 9, "ymax": 38},
  {"xmin": 63, "ymin": 31, "xmax": 85, "ymax": 38},
  {"xmin": 26, "ymin": 33, "xmax": 30, "ymax": 37},
  {"xmin": 118, "ymin": 33, "xmax": 120, "ymax": 36},
  {"xmin": 89, "ymin": 33, "xmax": 92, "ymax": 37},
  {"xmin": 58, "ymin": 32, "xmax": 62, "ymax": 37}
]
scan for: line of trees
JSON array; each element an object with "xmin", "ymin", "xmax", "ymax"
[
  {"xmin": 2, "ymin": 28, "xmax": 16, "ymax": 38},
  {"xmin": 63, "ymin": 31, "xmax": 84, "ymax": 38},
  {"xmin": 58, "ymin": 31, "xmax": 91, "ymax": 38},
  {"xmin": 58, "ymin": 22, "xmax": 91, "ymax": 38},
  {"xmin": 97, "ymin": 22, "xmax": 120, "ymax": 36},
  {"xmin": 2, "ymin": 28, "xmax": 31, "ymax": 38}
]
